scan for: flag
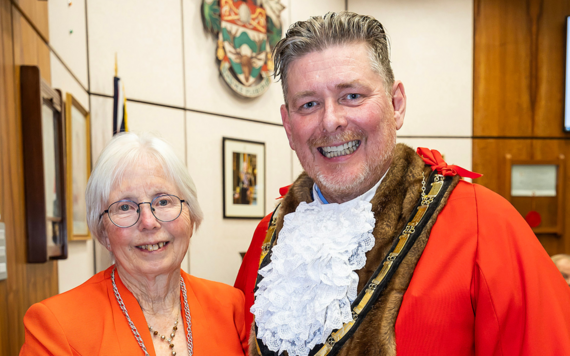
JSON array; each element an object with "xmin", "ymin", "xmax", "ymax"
[{"xmin": 113, "ymin": 54, "xmax": 128, "ymax": 135}]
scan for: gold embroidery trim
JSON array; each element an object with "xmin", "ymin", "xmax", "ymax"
[{"xmin": 259, "ymin": 209, "xmax": 279, "ymax": 267}]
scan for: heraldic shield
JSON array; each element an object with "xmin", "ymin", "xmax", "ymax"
[{"xmin": 202, "ymin": 0, "xmax": 285, "ymax": 98}]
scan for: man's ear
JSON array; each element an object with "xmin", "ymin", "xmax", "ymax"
[
  {"xmin": 391, "ymin": 81, "xmax": 406, "ymax": 130},
  {"xmin": 281, "ymin": 104, "xmax": 295, "ymax": 150}
]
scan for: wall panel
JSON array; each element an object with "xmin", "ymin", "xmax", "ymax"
[
  {"xmin": 474, "ymin": 0, "xmax": 570, "ymax": 137},
  {"xmin": 12, "ymin": 0, "xmax": 49, "ymax": 40},
  {"xmin": 0, "ymin": 1, "xmax": 14, "ymax": 353},
  {"xmin": 474, "ymin": 0, "xmax": 570, "ymax": 256},
  {"xmin": 350, "ymin": 0, "xmax": 474, "ymax": 137},
  {"xmin": 48, "ymin": 0, "xmax": 88, "ymax": 88},
  {"xmin": 473, "ymin": 139, "xmax": 570, "ymax": 256},
  {"xmin": 186, "ymin": 111, "xmax": 292, "ymax": 284},
  {"xmin": 13, "ymin": 6, "xmax": 51, "ymax": 83},
  {"xmin": 0, "ymin": 2, "xmax": 58, "ymax": 354},
  {"xmin": 87, "ymin": 0, "xmax": 185, "ymax": 107},
  {"xmin": 50, "ymin": 51, "xmax": 89, "ymax": 109}
]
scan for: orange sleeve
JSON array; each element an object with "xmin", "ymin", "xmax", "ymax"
[
  {"xmin": 19, "ymin": 302, "xmax": 75, "ymax": 356},
  {"xmin": 234, "ymin": 289, "xmax": 249, "ymax": 355},
  {"xmin": 472, "ymin": 184, "xmax": 570, "ymax": 355}
]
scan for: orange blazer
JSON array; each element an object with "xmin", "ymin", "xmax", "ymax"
[{"xmin": 20, "ymin": 266, "xmax": 248, "ymax": 355}]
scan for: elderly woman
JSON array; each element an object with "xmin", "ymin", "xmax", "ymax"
[{"xmin": 20, "ymin": 133, "xmax": 247, "ymax": 355}]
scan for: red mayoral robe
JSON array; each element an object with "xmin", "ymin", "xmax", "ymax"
[{"xmin": 235, "ymin": 166, "xmax": 570, "ymax": 355}]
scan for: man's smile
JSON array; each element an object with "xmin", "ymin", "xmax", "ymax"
[{"xmin": 317, "ymin": 140, "xmax": 361, "ymax": 158}]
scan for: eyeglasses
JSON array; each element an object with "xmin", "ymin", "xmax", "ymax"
[{"xmin": 99, "ymin": 194, "xmax": 187, "ymax": 228}]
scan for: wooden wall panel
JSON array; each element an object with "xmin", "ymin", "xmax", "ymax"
[
  {"xmin": 0, "ymin": 1, "xmax": 14, "ymax": 353},
  {"xmin": 474, "ymin": 0, "xmax": 570, "ymax": 138},
  {"xmin": 0, "ymin": 1, "xmax": 58, "ymax": 354},
  {"xmin": 474, "ymin": 0, "xmax": 570, "ymax": 256},
  {"xmin": 11, "ymin": 0, "xmax": 48, "ymax": 41},
  {"xmin": 473, "ymin": 139, "xmax": 570, "ymax": 256},
  {"xmin": 474, "ymin": 0, "xmax": 533, "ymax": 137},
  {"xmin": 12, "ymin": 6, "xmax": 50, "ymax": 84},
  {"xmin": 534, "ymin": 0, "xmax": 570, "ymax": 136}
]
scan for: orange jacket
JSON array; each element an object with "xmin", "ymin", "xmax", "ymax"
[
  {"xmin": 236, "ymin": 181, "xmax": 570, "ymax": 355},
  {"xmin": 21, "ymin": 266, "xmax": 248, "ymax": 355}
]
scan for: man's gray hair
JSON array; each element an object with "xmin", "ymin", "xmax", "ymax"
[
  {"xmin": 273, "ymin": 11, "xmax": 394, "ymax": 107},
  {"xmin": 86, "ymin": 132, "xmax": 203, "ymax": 245}
]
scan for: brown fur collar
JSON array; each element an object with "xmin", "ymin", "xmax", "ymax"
[{"xmin": 250, "ymin": 144, "xmax": 460, "ymax": 356}]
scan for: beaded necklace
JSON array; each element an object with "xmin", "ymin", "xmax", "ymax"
[{"xmin": 148, "ymin": 318, "xmax": 179, "ymax": 355}]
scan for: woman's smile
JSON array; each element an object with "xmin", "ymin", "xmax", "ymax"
[{"xmin": 135, "ymin": 240, "xmax": 170, "ymax": 252}]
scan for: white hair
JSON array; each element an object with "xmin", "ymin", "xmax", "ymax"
[{"xmin": 86, "ymin": 132, "xmax": 203, "ymax": 245}]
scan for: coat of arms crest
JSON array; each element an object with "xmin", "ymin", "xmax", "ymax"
[{"xmin": 202, "ymin": 0, "xmax": 285, "ymax": 98}]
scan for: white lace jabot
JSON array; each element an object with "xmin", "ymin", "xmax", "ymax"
[{"xmin": 251, "ymin": 179, "xmax": 383, "ymax": 356}]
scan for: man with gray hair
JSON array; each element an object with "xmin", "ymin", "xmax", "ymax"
[{"xmin": 235, "ymin": 12, "xmax": 570, "ymax": 356}]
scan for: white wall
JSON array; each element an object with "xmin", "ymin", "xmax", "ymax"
[
  {"xmin": 49, "ymin": 0, "xmax": 474, "ymax": 290},
  {"xmin": 350, "ymin": 0, "xmax": 474, "ymax": 170},
  {"xmin": 48, "ymin": 15, "xmax": 93, "ymax": 293}
]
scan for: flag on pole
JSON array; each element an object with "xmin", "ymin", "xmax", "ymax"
[{"xmin": 113, "ymin": 54, "xmax": 128, "ymax": 135}]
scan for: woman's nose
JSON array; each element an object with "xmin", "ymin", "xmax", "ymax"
[{"xmin": 138, "ymin": 203, "xmax": 160, "ymax": 228}]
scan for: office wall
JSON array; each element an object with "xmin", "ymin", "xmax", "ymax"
[
  {"xmin": 0, "ymin": 0, "xmax": 478, "ymax": 351},
  {"xmin": 473, "ymin": 0, "xmax": 570, "ymax": 255},
  {"xmin": 350, "ymin": 0, "xmax": 474, "ymax": 169},
  {"xmin": 46, "ymin": 0, "xmax": 475, "ymax": 291},
  {"xmin": 0, "ymin": 0, "xmax": 59, "ymax": 354}
]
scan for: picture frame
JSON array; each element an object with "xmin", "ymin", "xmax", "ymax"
[
  {"xmin": 65, "ymin": 93, "xmax": 91, "ymax": 241},
  {"xmin": 504, "ymin": 154, "xmax": 566, "ymax": 236},
  {"xmin": 20, "ymin": 65, "xmax": 68, "ymax": 262},
  {"xmin": 223, "ymin": 138, "xmax": 266, "ymax": 219}
]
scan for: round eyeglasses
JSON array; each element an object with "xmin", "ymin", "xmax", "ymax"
[{"xmin": 99, "ymin": 194, "xmax": 187, "ymax": 228}]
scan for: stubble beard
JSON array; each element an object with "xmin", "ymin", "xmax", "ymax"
[{"xmin": 309, "ymin": 124, "xmax": 397, "ymax": 202}]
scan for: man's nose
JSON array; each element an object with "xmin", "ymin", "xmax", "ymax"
[{"xmin": 322, "ymin": 100, "xmax": 348, "ymax": 133}]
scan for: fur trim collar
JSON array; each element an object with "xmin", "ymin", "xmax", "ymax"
[{"xmin": 251, "ymin": 144, "xmax": 460, "ymax": 356}]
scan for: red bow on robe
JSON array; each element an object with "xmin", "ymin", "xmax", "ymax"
[
  {"xmin": 276, "ymin": 185, "xmax": 291, "ymax": 200},
  {"xmin": 416, "ymin": 147, "xmax": 482, "ymax": 179}
]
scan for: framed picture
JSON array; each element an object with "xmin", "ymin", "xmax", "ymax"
[
  {"xmin": 223, "ymin": 138, "xmax": 265, "ymax": 218},
  {"xmin": 65, "ymin": 94, "xmax": 91, "ymax": 241},
  {"xmin": 20, "ymin": 65, "xmax": 68, "ymax": 262}
]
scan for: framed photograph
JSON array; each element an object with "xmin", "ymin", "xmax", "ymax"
[
  {"xmin": 223, "ymin": 138, "xmax": 265, "ymax": 218},
  {"xmin": 65, "ymin": 94, "xmax": 91, "ymax": 241},
  {"xmin": 20, "ymin": 65, "xmax": 68, "ymax": 262},
  {"xmin": 505, "ymin": 154, "xmax": 566, "ymax": 236}
]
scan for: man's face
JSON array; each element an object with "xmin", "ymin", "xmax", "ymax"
[{"xmin": 281, "ymin": 42, "xmax": 406, "ymax": 203}]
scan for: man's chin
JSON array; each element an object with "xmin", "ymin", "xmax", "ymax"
[{"xmin": 314, "ymin": 170, "xmax": 370, "ymax": 202}]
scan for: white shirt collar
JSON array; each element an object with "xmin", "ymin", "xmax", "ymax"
[{"xmin": 312, "ymin": 169, "xmax": 388, "ymax": 205}]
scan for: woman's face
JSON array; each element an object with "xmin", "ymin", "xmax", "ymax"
[{"xmin": 103, "ymin": 157, "xmax": 193, "ymax": 278}]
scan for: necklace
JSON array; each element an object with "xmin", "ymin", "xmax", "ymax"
[
  {"xmin": 148, "ymin": 317, "xmax": 179, "ymax": 354},
  {"xmin": 111, "ymin": 267, "xmax": 194, "ymax": 356}
]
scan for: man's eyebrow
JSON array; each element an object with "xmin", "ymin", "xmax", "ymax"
[
  {"xmin": 336, "ymin": 81, "xmax": 366, "ymax": 90},
  {"xmin": 291, "ymin": 90, "xmax": 316, "ymax": 103}
]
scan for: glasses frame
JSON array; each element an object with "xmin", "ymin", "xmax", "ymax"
[{"xmin": 99, "ymin": 194, "xmax": 187, "ymax": 228}]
